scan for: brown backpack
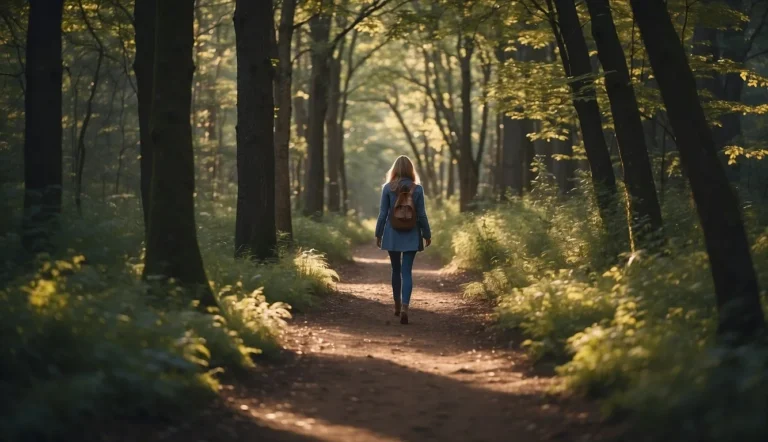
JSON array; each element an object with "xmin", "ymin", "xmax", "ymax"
[{"xmin": 390, "ymin": 183, "xmax": 417, "ymax": 231}]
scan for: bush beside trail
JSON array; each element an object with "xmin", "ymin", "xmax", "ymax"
[{"xmin": 433, "ymin": 180, "xmax": 768, "ymax": 442}]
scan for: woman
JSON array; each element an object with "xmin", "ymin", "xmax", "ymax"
[{"xmin": 375, "ymin": 155, "xmax": 432, "ymax": 325}]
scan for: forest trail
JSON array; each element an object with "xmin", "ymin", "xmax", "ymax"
[{"xmin": 144, "ymin": 245, "xmax": 614, "ymax": 442}]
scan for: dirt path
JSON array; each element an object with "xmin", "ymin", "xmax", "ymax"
[{"xmin": 142, "ymin": 246, "xmax": 614, "ymax": 442}]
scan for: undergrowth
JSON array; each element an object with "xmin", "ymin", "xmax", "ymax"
[
  {"xmin": 433, "ymin": 173, "xmax": 768, "ymax": 441},
  {"xmin": 0, "ymin": 193, "xmax": 358, "ymax": 441}
]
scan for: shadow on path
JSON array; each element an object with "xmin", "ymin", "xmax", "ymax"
[{"xmin": 138, "ymin": 245, "xmax": 616, "ymax": 442}]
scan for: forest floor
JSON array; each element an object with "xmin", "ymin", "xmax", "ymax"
[{"xmin": 124, "ymin": 245, "xmax": 621, "ymax": 442}]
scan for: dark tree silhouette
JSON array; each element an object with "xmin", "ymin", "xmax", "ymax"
[
  {"xmin": 303, "ymin": 12, "xmax": 332, "ymax": 218},
  {"xmin": 22, "ymin": 0, "xmax": 64, "ymax": 252},
  {"xmin": 549, "ymin": 0, "xmax": 617, "ymax": 222},
  {"xmin": 133, "ymin": 0, "xmax": 156, "ymax": 230},
  {"xmin": 631, "ymin": 0, "xmax": 765, "ymax": 342},
  {"xmin": 586, "ymin": 0, "xmax": 663, "ymax": 249},
  {"xmin": 234, "ymin": 0, "xmax": 277, "ymax": 260},
  {"xmin": 143, "ymin": 0, "xmax": 215, "ymax": 306},
  {"xmin": 275, "ymin": 0, "xmax": 297, "ymax": 238}
]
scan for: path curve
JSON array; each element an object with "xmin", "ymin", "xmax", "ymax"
[{"xmin": 143, "ymin": 245, "xmax": 613, "ymax": 442}]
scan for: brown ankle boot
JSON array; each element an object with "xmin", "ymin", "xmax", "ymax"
[
  {"xmin": 400, "ymin": 304, "xmax": 409, "ymax": 324},
  {"xmin": 394, "ymin": 300, "xmax": 401, "ymax": 316}
]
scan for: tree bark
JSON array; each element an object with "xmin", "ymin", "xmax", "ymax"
[
  {"xmin": 586, "ymin": 0, "xmax": 663, "ymax": 249},
  {"xmin": 551, "ymin": 0, "xmax": 617, "ymax": 221},
  {"xmin": 23, "ymin": 0, "xmax": 64, "ymax": 252},
  {"xmin": 275, "ymin": 0, "xmax": 296, "ymax": 237},
  {"xmin": 458, "ymin": 35, "xmax": 478, "ymax": 211},
  {"xmin": 234, "ymin": 0, "xmax": 277, "ymax": 260},
  {"xmin": 143, "ymin": 0, "xmax": 214, "ymax": 306},
  {"xmin": 303, "ymin": 13, "xmax": 332, "ymax": 218},
  {"xmin": 631, "ymin": 0, "xmax": 765, "ymax": 342},
  {"xmin": 133, "ymin": 0, "xmax": 156, "ymax": 231},
  {"xmin": 501, "ymin": 116, "xmax": 525, "ymax": 197},
  {"xmin": 326, "ymin": 47, "xmax": 343, "ymax": 213}
]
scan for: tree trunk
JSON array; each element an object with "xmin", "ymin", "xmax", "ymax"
[
  {"xmin": 501, "ymin": 116, "xmax": 525, "ymax": 197},
  {"xmin": 234, "ymin": 0, "xmax": 277, "ymax": 260},
  {"xmin": 339, "ymin": 142, "xmax": 348, "ymax": 213},
  {"xmin": 74, "ymin": 51, "xmax": 103, "ymax": 216},
  {"xmin": 421, "ymin": 97, "xmax": 438, "ymax": 198},
  {"xmin": 551, "ymin": 0, "xmax": 617, "ymax": 221},
  {"xmin": 143, "ymin": 0, "xmax": 214, "ymax": 306},
  {"xmin": 458, "ymin": 36, "xmax": 478, "ymax": 211},
  {"xmin": 326, "ymin": 50, "xmax": 342, "ymax": 213},
  {"xmin": 446, "ymin": 155, "xmax": 455, "ymax": 200},
  {"xmin": 438, "ymin": 160, "xmax": 445, "ymax": 199},
  {"xmin": 133, "ymin": 0, "xmax": 156, "ymax": 231},
  {"xmin": 303, "ymin": 13, "xmax": 332, "ymax": 218},
  {"xmin": 586, "ymin": 0, "xmax": 663, "ymax": 249},
  {"xmin": 275, "ymin": 0, "xmax": 296, "ymax": 238},
  {"xmin": 631, "ymin": 0, "xmax": 765, "ymax": 342},
  {"xmin": 553, "ymin": 136, "xmax": 575, "ymax": 194},
  {"xmin": 294, "ymin": 157, "xmax": 304, "ymax": 211},
  {"xmin": 23, "ymin": 0, "xmax": 64, "ymax": 253}
]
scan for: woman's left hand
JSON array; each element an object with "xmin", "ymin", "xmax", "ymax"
[{"xmin": 425, "ymin": 238, "xmax": 432, "ymax": 248}]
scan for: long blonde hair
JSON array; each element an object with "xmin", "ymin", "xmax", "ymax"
[{"xmin": 385, "ymin": 155, "xmax": 420, "ymax": 191}]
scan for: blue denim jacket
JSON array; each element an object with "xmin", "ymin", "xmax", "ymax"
[{"xmin": 375, "ymin": 179, "xmax": 432, "ymax": 252}]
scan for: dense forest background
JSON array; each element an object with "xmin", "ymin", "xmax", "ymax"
[{"xmin": 3, "ymin": 0, "xmax": 768, "ymax": 441}]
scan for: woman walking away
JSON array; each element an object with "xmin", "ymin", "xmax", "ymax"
[{"xmin": 375, "ymin": 155, "xmax": 432, "ymax": 325}]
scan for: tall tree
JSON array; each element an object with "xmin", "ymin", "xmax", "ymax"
[
  {"xmin": 548, "ymin": 0, "xmax": 617, "ymax": 223},
  {"xmin": 275, "ymin": 0, "xmax": 297, "ymax": 237},
  {"xmin": 133, "ymin": 0, "xmax": 156, "ymax": 230},
  {"xmin": 326, "ymin": 38, "xmax": 345, "ymax": 213},
  {"xmin": 457, "ymin": 32, "xmax": 478, "ymax": 210},
  {"xmin": 234, "ymin": 0, "xmax": 277, "ymax": 259},
  {"xmin": 586, "ymin": 0, "xmax": 663, "ymax": 249},
  {"xmin": 303, "ymin": 11, "xmax": 332, "ymax": 217},
  {"xmin": 631, "ymin": 0, "xmax": 765, "ymax": 342},
  {"xmin": 22, "ymin": 0, "xmax": 64, "ymax": 253},
  {"xmin": 143, "ymin": 0, "xmax": 215, "ymax": 306},
  {"xmin": 303, "ymin": 0, "xmax": 394, "ymax": 217}
]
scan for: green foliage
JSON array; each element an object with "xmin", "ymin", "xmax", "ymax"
[
  {"xmin": 0, "ymin": 194, "xmax": 353, "ymax": 440},
  {"xmin": 436, "ymin": 180, "xmax": 768, "ymax": 438},
  {"xmin": 0, "ymin": 255, "xmax": 219, "ymax": 441},
  {"xmin": 497, "ymin": 273, "xmax": 616, "ymax": 361},
  {"xmin": 293, "ymin": 214, "xmax": 373, "ymax": 262}
]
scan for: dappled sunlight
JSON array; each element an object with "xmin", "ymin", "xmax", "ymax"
[
  {"xmin": 222, "ymin": 349, "xmax": 599, "ymax": 442},
  {"xmin": 4, "ymin": 0, "xmax": 767, "ymax": 439}
]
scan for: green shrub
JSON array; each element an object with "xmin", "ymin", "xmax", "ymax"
[
  {"xmin": 495, "ymin": 271, "xmax": 616, "ymax": 360},
  {"xmin": 293, "ymin": 216, "xmax": 354, "ymax": 262},
  {"xmin": 436, "ymin": 178, "xmax": 768, "ymax": 439},
  {"xmin": 0, "ymin": 193, "xmax": 353, "ymax": 440},
  {"xmin": 0, "ymin": 256, "xmax": 220, "ymax": 441}
]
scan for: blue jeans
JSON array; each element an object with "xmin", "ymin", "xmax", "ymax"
[{"xmin": 388, "ymin": 251, "xmax": 417, "ymax": 305}]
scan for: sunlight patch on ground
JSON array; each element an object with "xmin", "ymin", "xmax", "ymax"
[
  {"xmin": 232, "ymin": 402, "xmax": 400, "ymax": 442},
  {"xmin": 352, "ymin": 255, "xmax": 442, "ymax": 277},
  {"xmin": 352, "ymin": 256, "xmax": 391, "ymax": 265}
]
